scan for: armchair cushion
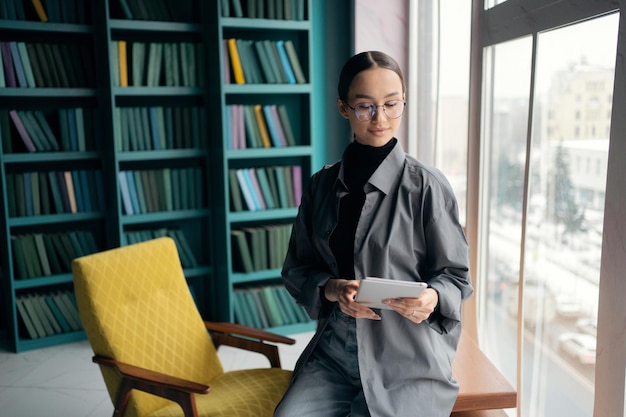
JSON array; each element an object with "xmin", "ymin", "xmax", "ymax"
[{"xmin": 149, "ymin": 368, "xmax": 292, "ymax": 417}]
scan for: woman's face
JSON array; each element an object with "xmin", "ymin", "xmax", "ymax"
[{"xmin": 338, "ymin": 67, "xmax": 405, "ymax": 147}]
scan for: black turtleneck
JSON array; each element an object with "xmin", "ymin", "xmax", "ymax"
[{"xmin": 329, "ymin": 138, "xmax": 397, "ymax": 278}]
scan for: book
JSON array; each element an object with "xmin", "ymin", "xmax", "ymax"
[
  {"xmin": 25, "ymin": 43, "xmax": 44, "ymax": 87},
  {"xmin": 0, "ymin": 109, "xmax": 10, "ymax": 153},
  {"xmin": 282, "ymin": 165, "xmax": 295, "ymax": 207},
  {"xmin": 110, "ymin": 41, "xmax": 120, "ymax": 86},
  {"xmin": 227, "ymin": 38, "xmax": 245, "ymax": 84},
  {"xmin": 63, "ymin": 171, "xmax": 78, "ymax": 213},
  {"xmin": 245, "ymin": 168, "xmax": 265, "ymax": 210},
  {"xmin": 118, "ymin": 171, "xmax": 134, "ymax": 215},
  {"xmin": 292, "ymin": 164, "xmax": 303, "ymax": 206},
  {"xmin": 254, "ymin": 167, "xmax": 276, "ymax": 209},
  {"xmin": 33, "ymin": 234, "xmax": 51, "ymax": 276},
  {"xmin": 45, "ymin": 295, "xmax": 71, "ymax": 333},
  {"xmin": 273, "ymin": 166, "xmax": 289, "ymax": 208},
  {"xmin": 19, "ymin": 110, "xmax": 50, "ymax": 151},
  {"xmin": 283, "ymin": 40, "xmax": 306, "ymax": 83},
  {"xmin": 41, "ymin": 233, "xmax": 63, "ymax": 274},
  {"xmin": 46, "ymin": 171, "xmax": 64, "ymax": 213},
  {"xmin": 263, "ymin": 105, "xmax": 283, "ymax": 147},
  {"xmin": 9, "ymin": 42, "xmax": 28, "ymax": 88},
  {"xmin": 33, "ymin": 111, "xmax": 60, "ymax": 151},
  {"xmin": 11, "ymin": 236, "xmax": 29, "ymax": 279},
  {"xmin": 118, "ymin": 40, "xmax": 128, "ymax": 87},
  {"xmin": 32, "ymin": 293, "xmax": 61, "ymax": 335},
  {"xmin": 231, "ymin": 229, "xmax": 254, "ymax": 273},
  {"xmin": 254, "ymin": 40, "xmax": 277, "ymax": 83},
  {"xmin": 16, "ymin": 42, "xmax": 36, "ymax": 87},
  {"xmin": 53, "ymin": 291, "xmax": 82, "ymax": 331},
  {"xmin": 253, "ymin": 104, "xmax": 271, "ymax": 147},
  {"xmin": 22, "ymin": 294, "xmax": 48, "ymax": 336},
  {"xmin": 277, "ymin": 104, "xmax": 296, "ymax": 146},
  {"xmin": 125, "ymin": 171, "xmax": 141, "ymax": 214},
  {"xmin": 242, "ymin": 105, "xmax": 261, "ymax": 147},
  {"xmin": 132, "ymin": 41, "xmax": 146, "ymax": 86},
  {"xmin": 9, "ymin": 110, "xmax": 36, "ymax": 152},
  {"xmin": 71, "ymin": 171, "xmax": 84, "ymax": 212},
  {"xmin": 74, "ymin": 108, "xmax": 86, "ymax": 151},
  {"xmin": 1, "ymin": 42, "xmax": 17, "ymax": 87},
  {"xmin": 260, "ymin": 285, "xmax": 284, "ymax": 326},
  {"xmin": 276, "ymin": 40, "xmax": 296, "ymax": 84},
  {"xmin": 235, "ymin": 168, "xmax": 258, "ymax": 211},
  {"xmin": 228, "ymin": 169, "xmax": 244, "ymax": 212},
  {"xmin": 67, "ymin": 107, "xmax": 78, "ymax": 151},
  {"xmin": 16, "ymin": 297, "xmax": 40, "ymax": 339}
]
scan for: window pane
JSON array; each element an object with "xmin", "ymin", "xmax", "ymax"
[
  {"xmin": 437, "ymin": 0, "xmax": 470, "ymax": 224},
  {"xmin": 522, "ymin": 14, "xmax": 617, "ymax": 417},
  {"xmin": 478, "ymin": 35, "xmax": 533, "ymax": 393}
]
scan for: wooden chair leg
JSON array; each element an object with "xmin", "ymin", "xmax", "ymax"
[{"xmin": 112, "ymin": 379, "xmax": 133, "ymax": 417}]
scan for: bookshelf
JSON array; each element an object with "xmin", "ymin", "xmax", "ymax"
[
  {"xmin": 214, "ymin": 0, "xmax": 317, "ymax": 335},
  {"xmin": 0, "ymin": 0, "xmax": 347, "ymax": 352}
]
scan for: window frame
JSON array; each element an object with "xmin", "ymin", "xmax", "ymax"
[{"xmin": 466, "ymin": 1, "xmax": 626, "ymax": 416}]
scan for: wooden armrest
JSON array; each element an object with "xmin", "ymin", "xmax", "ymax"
[
  {"xmin": 94, "ymin": 355, "xmax": 210, "ymax": 394},
  {"xmin": 94, "ymin": 355, "xmax": 210, "ymax": 417},
  {"xmin": 452, "ymin": 332, "xmax": 517, "ymax": 412},
  {"xmin": 204, "ymin": 321, "xmax": 295, "ymax": 368},
  {"xmin": 204, "ymin": 321, "xmax": 296, "ymax": 345}
]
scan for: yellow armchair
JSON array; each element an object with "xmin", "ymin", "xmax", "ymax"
[{"xmin": 72, "ymin": 237, "xmax": 295, "ymax": 417}]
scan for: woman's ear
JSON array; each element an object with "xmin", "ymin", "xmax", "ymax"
[{"xmin": 337, "ymin": 99, "xmax": 350, "ymax": 119}]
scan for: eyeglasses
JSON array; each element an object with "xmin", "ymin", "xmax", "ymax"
[{"xmin": 343, "ymin": 100, "xmax": 406, "ymax": 121}]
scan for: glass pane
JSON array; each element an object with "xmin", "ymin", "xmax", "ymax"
[
  {"xmin": 522, "ymin": 14, "xmax": 617, "ymax": 417},
  {"xmin": 478, "ymin": 35, "xmax": 533, "ymax": 392},
  {"xmin": 437, "ymin": 0, "xmax": 471, "ymax": 224}
]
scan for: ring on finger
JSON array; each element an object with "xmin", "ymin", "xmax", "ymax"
[{"xmin": 409, "ymin": 310, "xmax": 416, "ymax": 317}]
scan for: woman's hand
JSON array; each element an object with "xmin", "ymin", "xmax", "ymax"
[
  {"xmin": 324, "ymin": 278, "xmax": 381, "ymax": 320},
  {"xmin": 382, "ymin": 288, "xmax": 439, "ymax": 323}
]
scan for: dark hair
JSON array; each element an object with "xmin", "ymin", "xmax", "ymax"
[{"xmin": 337, "ymin": 51, "xmax": 405, "ymax": 101}]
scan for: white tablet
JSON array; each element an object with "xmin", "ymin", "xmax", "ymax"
[{"xmin": 355, "ymin": 277, "xmax": 428, "ymax": 309}]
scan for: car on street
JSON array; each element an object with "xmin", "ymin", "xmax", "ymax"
[
  {"xmin": 576, "ymin": 318, "xmax": 598, "ymax": 336},
  {"xmin": 558, "ymin": 332, "xmax": 597, "ymax": 365}
]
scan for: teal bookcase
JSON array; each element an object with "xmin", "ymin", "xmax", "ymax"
[{"xmin": 0, "ymin": 0, "xmax": 351, "ymax": 352}]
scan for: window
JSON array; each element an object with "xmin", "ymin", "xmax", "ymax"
[{"xmin": 473, "ymin": 2, "xmax": 621, "ymax": 416}]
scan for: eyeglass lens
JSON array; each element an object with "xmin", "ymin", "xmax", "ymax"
[{"xmin": 353, "ymin": 101, "xmax": 405, "ymax": 121}]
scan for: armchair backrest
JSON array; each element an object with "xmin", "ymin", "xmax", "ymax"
[{"xmin": 73, "ymin": 237, "xmax": 223, "ymax": 417}]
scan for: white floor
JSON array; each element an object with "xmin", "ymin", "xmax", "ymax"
[{"xmin": 0, "ymin": 331, "xmax": 314, "ymax": 417}]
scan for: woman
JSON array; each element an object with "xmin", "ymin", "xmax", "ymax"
[{"xmin": 274, "ymin": 51, "xmax": 473, "ymax": 417}]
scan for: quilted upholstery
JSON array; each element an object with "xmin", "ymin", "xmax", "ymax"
[{"xmin": 73, "ymin": 237, "xmax": 292, "ymax": 417}]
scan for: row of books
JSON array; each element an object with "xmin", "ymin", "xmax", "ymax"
[
  {"xmin": 1, "ymin": 108, "xmax": 96, "ymax": 154},
  {"xmin": 6, "ymin": 170, "xmax": 104, "ymax": 218},
  {"xmin": 231, "ymin": 222, "xmax": 292, "ymax": 273},
  {"xmin": 229, "ymin": 165, "xmax": 302, "ymax": 212},
  {"xmin": 16, "ymin": 291, "xmax": 83, "ymax": 340},
  {"xmin": 0, "ymin": 41, "xmax": 94, "ymax": 88},
  {"xmin": 0, "ymin": 0, "xmax": 90, "ymax": 23},
  {"xmin": 233, "ymin": 284, "xmax": 309, "ymax": 329},
  {"xmin": 114, "ymin": 0, "xmax": 197, "ymax": 22},
  {"xmin": 123, "ymin": 228, "xmax": 198, "ymax": 268},
  {"xmin": 11, "ymin": 230, "xmax": 98, "ymax": 279},
  {"xmin": 226, "ymin": 104, "xmax": 296, "ymax": 149},
  {"xmin": 115, "ymin": 106, "xmax": 204, "ymax": 152},
  {"xmin": 119, "ymin": 167, "xmax": 203, "ymax": 215},
  {"xmin": 224, "ymin": 38, "xmax": 306, "ymax": 84},
  {"xmin": 221, "ymin": 0, "xmax": 306, "ymax": 21},
  {"xmin": 112, "ymin": 41, "xmax": 203, "ymax": 88}
]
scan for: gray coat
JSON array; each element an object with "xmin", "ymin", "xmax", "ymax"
[{"xmin": 282, "ymin": 142, "xmax": 473, "ymax": 416}]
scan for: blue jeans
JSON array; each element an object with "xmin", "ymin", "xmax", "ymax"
[{"xmin": 273, "ymin": 310, "xmax": 371, "ymax": 417}]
